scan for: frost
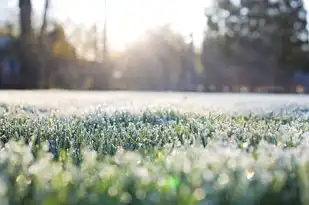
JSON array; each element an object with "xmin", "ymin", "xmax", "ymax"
[{"xmin": 0, "ymin": 98, "xmax": 308, "ymax": 204}]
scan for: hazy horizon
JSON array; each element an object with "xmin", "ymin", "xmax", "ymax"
[
  {"xmin": 2, "ymin": 0, "xmax": 206, "ymax": 51},
  {"xmin": 2, "ymin": 0, "xmax": 309, "ymax": 52}
]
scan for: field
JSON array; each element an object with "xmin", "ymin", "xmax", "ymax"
[{"xmin": 0, "ymin": 91, "xmax": 309, "ymax": 205}]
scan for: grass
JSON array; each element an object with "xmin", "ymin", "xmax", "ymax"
[{"xmin": 0, "ymin": 103, "xmax": 309, "ymax": 204}]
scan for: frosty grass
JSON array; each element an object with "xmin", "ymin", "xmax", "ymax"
[{"xmin": 0, "ymin": 102, "xmax": 309, "ymax": 205}]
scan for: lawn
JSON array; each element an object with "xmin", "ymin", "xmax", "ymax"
[{"xmin": 0, "ymin": 91, "xmax": 309, "ymax": 205}]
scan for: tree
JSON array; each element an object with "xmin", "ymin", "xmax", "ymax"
[
  {"xmin": 19, "ymin": 0, "xmax": 40, "ymax": 88},
  {"xmin": 202, "ymin": 0, "xmax": 309, "ymax": 89},
  {"xmin": 64, "ymin": 23, "xmax": 102, "ymax": 61},
  {"xmin": 117, "ymin": 25, "xmax": 193, "ymax": 91},
  {"xmin": 48, "ymin": 24, "xmax": 77, "ymax": 59},
  {"xmin": 38, "ymin": 0, "xmax": 50, "ymax": 88},
  {"xmin": 202, "ymin": 0, "xmax": 263, "ymax": 88},
  {"xmin": 42, "ymin": 23, "xmax": 79, "ymax": 88},
  {"xmin": 242, "ymin": 0, "xmax": 309, "ymax": 85},
  {"xmin": 19, "ymin": 0, "xmax": 32, "ymax": 39}
]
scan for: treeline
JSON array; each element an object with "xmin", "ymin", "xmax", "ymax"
[
  {"xmin": 0, "ymin": 0, "xmax": 110, "ymax": 90},
  {"xmin": 1, "ymin": 0, "xmax": 309, "ymax": 92},
  {"xmin": 201, "ymin": 0, "xmax": 309, "ymax": 92}
]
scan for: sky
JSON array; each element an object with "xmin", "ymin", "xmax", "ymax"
[
  {"xmin": 3, "ymin": 0, "xmax": 206, "ymax": 51},
  {"xmin": 2, "ymin": 0, "xmax": 309, "ymax": 51}
]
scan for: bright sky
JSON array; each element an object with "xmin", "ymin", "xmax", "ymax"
[
  {"xmin": 5, "ymin": 0, "xmax": 207, "ymax": 51},
  {"xmin": 3, "ymin": 0, "xmax": 309, "ymax": 51}
]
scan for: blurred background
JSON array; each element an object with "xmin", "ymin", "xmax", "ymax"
[{"xmin": 0, "ymin": 0, "xmax": 309, "ymax": 93}]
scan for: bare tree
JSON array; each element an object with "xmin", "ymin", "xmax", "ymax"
[
  {"xmin": 39, "ymin": 0, "xmax": 50, "ymax": 88},
  {"xmin": 19, "ymin": 0, "xmax": 32, "ymax": 40},
  {"xmin": 19, "ymin": 0, "xmax": 39, "ymax": 88}
]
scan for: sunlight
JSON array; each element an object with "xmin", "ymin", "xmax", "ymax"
[
  {"xmin": 50, "ymin": 0, "xmax": 206, "ymax": 51},
  {"xmin": 4, "ymin": 0, "xmax": 309, "ymax": 51},
  {"xmin": 3, "ymin": 0, "xmax": 207, "ymax": 51}
]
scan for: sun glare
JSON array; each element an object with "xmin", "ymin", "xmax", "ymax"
[
  {"xmin": 5, "ymin": 0, "xmax": 206, "ymax": 51},
  {"xmin": 50, "ymin": 0, "xmax": 206, "ymax": 51}
]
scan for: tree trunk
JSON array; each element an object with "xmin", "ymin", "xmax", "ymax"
[
  {"xmin": 39, "ymin": 0, "xmax": 50, "ymax": 88},
  {"xmin": 19, "ymin": 0, "xmax": 39, "ymax": 89}
]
